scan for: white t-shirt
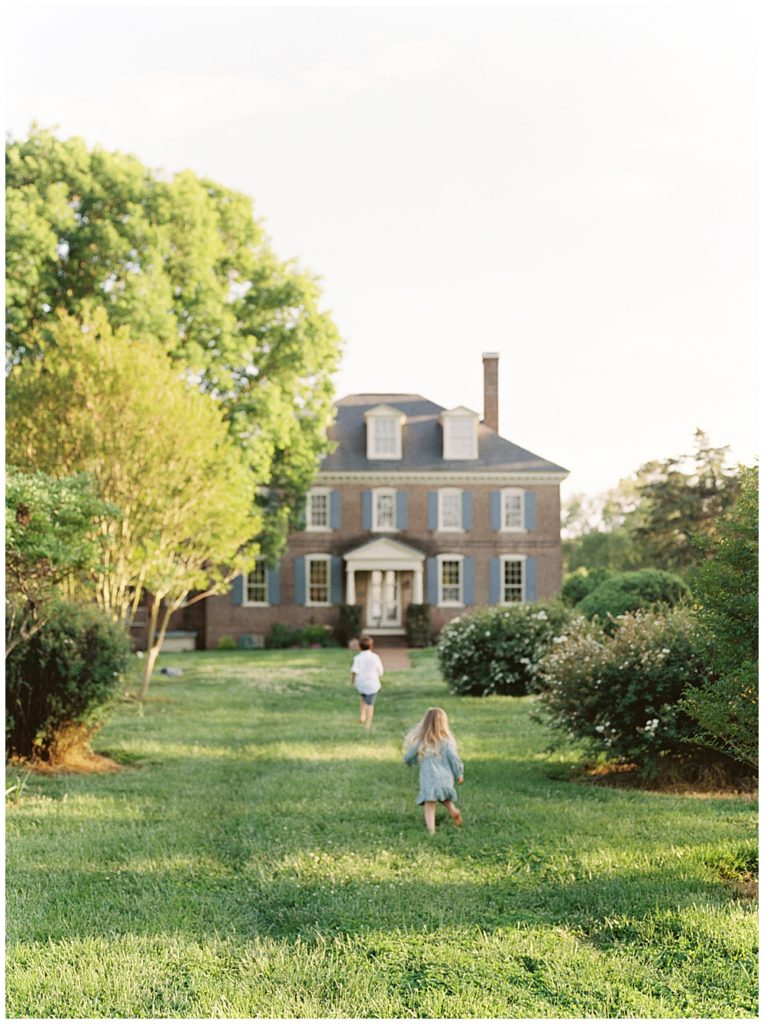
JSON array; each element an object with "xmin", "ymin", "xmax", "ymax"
[{"xmin": 351, "ymin": 650, "xmax": 384, "ymax": 695}]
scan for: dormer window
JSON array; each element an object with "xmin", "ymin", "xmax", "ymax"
[
  {"xmin": 365, "ymin": 405, "xmax": 405, "ymax": 460},
  {"xmin": 441, "ymin": 407, "xmax": 479, "ymax": 460}
]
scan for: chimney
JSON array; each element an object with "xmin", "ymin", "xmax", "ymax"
[{"xmin": 482, "ymin": 352, "xmax": 499, "ymax": 433}]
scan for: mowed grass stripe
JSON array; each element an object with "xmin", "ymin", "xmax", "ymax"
[{"xmin": 5, "ymin": 649, "xmax": 758, "ymax": 1018}]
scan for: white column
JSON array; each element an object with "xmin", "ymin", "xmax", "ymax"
[
  {"xmin": 413, "ymin": 565, "xmax": 424, "ymax": 604},
  {"xmin": 346, "ymin": 566, "xmax": 356, "ymax": 605}
]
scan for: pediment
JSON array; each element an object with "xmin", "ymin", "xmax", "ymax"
[
  {"xmin": 343, "ymin": 537, "xmax": 425, "ymax": 565},
  {"xmin": 364, "ymin": 404, "xmax": 407, "ymax": 421}
]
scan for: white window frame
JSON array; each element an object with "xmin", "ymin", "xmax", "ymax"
[
  {"xmin": 500, "ymin": 488, "xmax": 527, "ymax": 532},
  {"xmin": 441, "ymin": 409, "xmax": 479, "ymax": 460},
  {"xmin": 437, "ymin": 553, "xmax": 464, "ymax": 608},
  {"xmin": 306, "ymin": 554, "xmax": 332, "ymax": 607},
  {"xmin": 366, "ymin": 411, "xmax": 403, "ymax": 459},
  {"xmin": 438, "ymin": 488, "xmax": 464, "ymax": 532},
  {"xmin": 499, "ymin": 554, "xmax": 526, "ymax": 605},
  {"xmin": 243, "ymin": 558, "xmax": 269, "ymax": 607},
  {"xmin": 306, "ymin": 486, "xmax": 332, "ymax": 532},
  {"xmin": 372, "ymin": 487, "xmax": 398, "ymax": 532}
]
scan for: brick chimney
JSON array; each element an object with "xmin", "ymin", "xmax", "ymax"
[{"xmin": 482, "ymin": 352, "xmax": 499, "ymax": 433}]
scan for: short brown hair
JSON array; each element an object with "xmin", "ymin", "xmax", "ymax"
[{"xmin": 359, "ymin": 635, "xmax": 372, "ymax": 650}]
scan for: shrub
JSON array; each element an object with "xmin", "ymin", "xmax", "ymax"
[
  {"xmin": 335, "ymin": 604, "xmax": 363, "ymax": 647},
  {"xmin": 437, "ymin": 602, "xmax": 572, "ymax": 696},
  {"xmin": 406, "ymin": 604, "xmax": 431, "ymax": 647},
  {"xmin": 561, "ymin": 568, "xmax": 613, "ymax": 607},
  {"xmin": 6, "ymin": 600, "xmax": 130, "ymax": 762},
  {"xmin": 216, "ymin": 635, "xmax": 236, "ymax": 650},
  {"xmin": 266, "ymin": 623, "xmax": 300, "ymax": 649},
  {"xmin": 577, "ymin": 569, "xmax": 688, "ymax": 629},
  {"xmin": 298, "ymin": 624, "xmax": 336, "ymax": 648},
  {"xmin": 534, "ymin": 607, "xmax": 712, "ymax": 776}
]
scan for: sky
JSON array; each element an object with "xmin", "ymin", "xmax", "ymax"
[{"xmin": 5, "ymin": 2, "xmax": 759, "ymax": 499}]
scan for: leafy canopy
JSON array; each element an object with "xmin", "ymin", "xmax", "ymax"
[{"xmin": 6, "ymin": 127, "xmax": 342, "ymax": 557}]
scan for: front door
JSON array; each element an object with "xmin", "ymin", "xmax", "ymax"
[{"xmin": 366, "ymin": 570, "xmax": 401, "ymax": 628}]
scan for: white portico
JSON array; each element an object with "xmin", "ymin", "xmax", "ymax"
[{"xmin": 344, "ymin": 537, "xmax": 425, "ymax": 633}]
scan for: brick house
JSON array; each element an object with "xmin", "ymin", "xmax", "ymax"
[{"xmin": 178, "ymin": 353, "xmax": 568, "ymax": 649}]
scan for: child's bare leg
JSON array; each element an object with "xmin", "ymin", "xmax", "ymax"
[
  {"xmin": 424, "ymin": 801, "xmax": 436, "ymax": 833},
  {"xmin": 441, "ymin": 799, "xmax": 463, "ymax": 825},
  {"xmin": 364, "ymin": 704, "xmax": 375, "ymax": 729},
  {"xmin": 358, "ymin": 699, "xmax": 367, "ymax": 724}
]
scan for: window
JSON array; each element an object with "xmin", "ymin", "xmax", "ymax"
[
  {"xmin": 438, "ymin": 489, "xmax": 463, "ymax": 531},
  {"xmin": 441, "ymin": 408, "xmax": 479, "ymax": 460},
  {"xmin": 501, "ymin": 488, "xmax": 525, "ymax": 531},
  {"xmin": 306, "ymin": 555, "xmax": 331, "ymax": 606},
  {"xmin": 501, "ymin": 556, "xmax": 524, "ymax": 603},
  {"xmin": 373, "ymin": 488, "xmax": 397, "ymax": 531},
  {"xmin": 244, "ymin": 559, "xmax": 268, "ymax": 606},
  {"xmin": 438, "ymin": 555, "xmax": 463, "ymax": 606},
  {"xmin": 365, "ymin": 406, "xmax": 405, "ymax": 459},
  {"xmin": 306, "ymin": 488, "xmax": 331, "ymax": 530}
]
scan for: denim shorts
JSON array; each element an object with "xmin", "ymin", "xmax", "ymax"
[{"xmin": 359, "ymin": 692, "xmax": 378, "ymax": 706}]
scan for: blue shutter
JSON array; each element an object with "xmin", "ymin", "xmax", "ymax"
[
  {"xmin": 524, "ymin": 557, "xmax": 537, "ymax": 603},
  {"xmin": 396, "ymin": 490, "xmax": 408, "ymax": 530},
  {"xmin": 524, "ymin": 491, "xmax": 536, "ymax": 531},
  {"xmin": 489, "ymin": 557, "xmax": 501, "ymax": 605},
  {"xmin": 426, "ymin": 556, "xmax": 438, "ymax": 605},
  {"xmin": 361, "ymin": 491, "xmax": 372, "ymax": 529},
  {"xmin": 294, "ymin": 557, "xmax": 306, "ymax": 605},
  {"xmin": 331, "ymin": 556, "xmax": 343, "ymax": 605},
  {"xmin": 463, "ymin": 557, "xmax": 475, "ymax": 606},
  {"xmin": 231, "ymin": 573, "xmax": 245, "ymax": 606},
  {"xmin": 267, "ymin": 566, "xmax": 280, "ymax": 606},
  {"xmin": 462, "ymin": 491, "xmax": 473, "ymax": 530},
  {"xmin": 428, "ymin": 492, "xmax": 438, "ymax": 530},
  {"xmin": 491, "ymin": 491, "xmax": 501, "ymax": 531},
  {"xmin": 330, "ymin": 491, "xmax": 342, "ymax": 530}
]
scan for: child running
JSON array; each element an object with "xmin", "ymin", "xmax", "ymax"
[
  {"xmin": 350, "ymin": 635, "xmax": 384, "ymax": 729},
  {"xmin": 403, "ymin": 707, "xmax": 464, "ymax": 833}
]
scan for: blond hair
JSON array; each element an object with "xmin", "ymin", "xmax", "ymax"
[{"xmin": 403, "ymin": 707, "xmax": 455, "ymax": 758}]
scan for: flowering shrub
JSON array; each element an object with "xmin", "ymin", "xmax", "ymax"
[
  {"xmin": 534, "ymin": 607, "xmax": 711, "ymax": 775},
  {"xmin": 437, "ymin": 602, "xmax": 572, "ymax": 696}
]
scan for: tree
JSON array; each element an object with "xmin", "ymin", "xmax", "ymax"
[
  {"xmin": 6, "ymin": 128, "xmax": 342, "ymax": 560},
  {"xmin": 6, "ymin": 306, "xmax": 261, "ymax": 696},
  {"xmin": 5, "ymin": 469, "xmax": 116, "ymax": 657},
  {"xmin": 681, "ymin": 466, "xmax": 758, "ymax": 767}
]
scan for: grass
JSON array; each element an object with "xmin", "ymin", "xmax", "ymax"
[{"xmin": 5, "ymin": 648, "xmax": 758, "ymax": 1018}]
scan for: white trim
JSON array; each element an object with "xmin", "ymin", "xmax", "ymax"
[
  {"xmin": 242, "ymin": 558, "xmax": 270, "ymax": 607},
  {"xmin": 500, "ymin": 487, "xmax": 527, "ymax": 533},
  {"xmin": 371, "ymin": 487, "xmax": 399, "ymax": 532},
  {"xmin": 305, "ymin": 486, "xmax": 332, "ymax": 532},
  {"xmin": 499, "ymin": 554, "xmax": 526, "ymax": 605},
  {"xmin": 365, "ymin": 407, "xmax": 405, "ymax": 460},
  {"xmin": 343, "ymin": 536, "xmax": 425, "ymax": 573},
  {"xmin": 437, "ymin": 552, "xmax": 464, "ymax": 608},
  {"xmin": 318, "ymin": 470, "xmax": 568, "ymax": 484},
  {"xmin": 305, "ymin": 553, "xmax": 332, "ymax": 607},
  {"xmin": 437, "ymin": 487, "xmax": 464, "ymax": 532},
  {"xmin": 440, "ymin": 407, "xmax": 479, "ymax": 460}
]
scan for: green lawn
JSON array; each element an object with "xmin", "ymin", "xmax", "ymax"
[{"xmin": 5, "ymin": 649, "xmax": 758, "ymax": 1018}]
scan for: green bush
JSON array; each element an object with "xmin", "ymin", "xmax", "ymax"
[
  {"xmin": 266, "ymin": 623, "xmax": 300, "ymax": 649},
  {"xmin": 335, "ymin": 604, "xmax": 363, "ymax": 647},
  {"xmin": 577, "ymin": 568, "xmax": 688, "ymax": 629},
  {"xmin": 437, "ymin": 602, "xmax": 572, "ymax": 696},
  {"xmin": 298, "ymin": 624, "xmax": 336, "ymax": 648},
  {"xmin": 6, "ymin": 600, "xmax": 130, "ymax": 761},
  {"xmin": 216, "ymin": 635, "xmax": 236, "ymax": 650},
  {"xmin": 561, "ymin": 568, "xmax": 613, "ymax": 606},
  {"xmin": 406, "ymin": 604, "xmax": 431, "ymax": 647},
  {"xmin": 534, "ymin": 608, "xmax": 712, "ymax": 776}
]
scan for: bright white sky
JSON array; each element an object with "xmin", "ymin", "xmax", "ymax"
[{"xmin": 5, "ymin": 2, "xmax": 758, "ymax": 498}]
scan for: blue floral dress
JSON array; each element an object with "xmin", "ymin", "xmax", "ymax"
[{"xmin": 404, "ymin": 738, "xmax": 464, "ymax": 804}]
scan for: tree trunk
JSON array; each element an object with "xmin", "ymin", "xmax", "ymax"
[{"xmin": 137, "ymin": 596, "xmax": 162, "ymax": 701}]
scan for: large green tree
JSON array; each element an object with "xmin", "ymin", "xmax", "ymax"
[
  {"xmin": 6, "ymin": 306, "xmax": 261, "ymax": 695},
  {"xmin": 6, "ymin": 127, "xmax": 342, "ymax": 558}
]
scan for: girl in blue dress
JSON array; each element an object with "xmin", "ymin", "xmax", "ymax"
[{"xmin": 403, "ymin": 707, "xmax": 464, "ymax": 834}]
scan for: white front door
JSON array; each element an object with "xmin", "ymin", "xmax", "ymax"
[{"xmin": 366, "ymin": 569, "xmax": 401, "ymax": 628}]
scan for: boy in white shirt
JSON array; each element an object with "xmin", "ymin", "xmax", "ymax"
[{"xmin": 351, "ymin": 635, "xmax": 384, "ymax": 729}]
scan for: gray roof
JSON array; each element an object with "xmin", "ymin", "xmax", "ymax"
[{"xmin": 320, "ymin": 394, "xmax": 568, "ymax": 474}]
